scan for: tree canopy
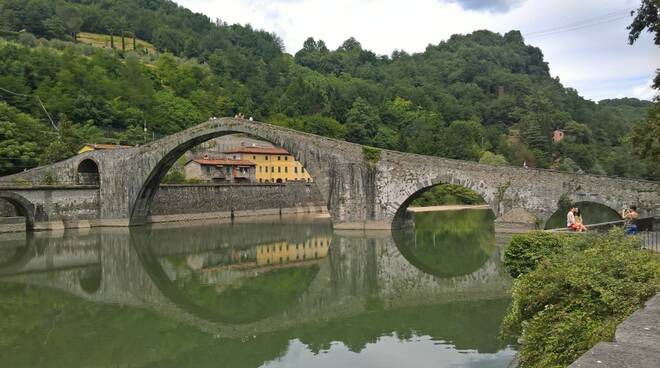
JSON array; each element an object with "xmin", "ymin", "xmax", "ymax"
[{"xmin": 0, "ymin": 0, "xmax": 656, "ymax": 180}]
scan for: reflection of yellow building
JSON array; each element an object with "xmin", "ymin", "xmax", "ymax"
[
  {"xmin": 256, "ymin": 236, "xmax": 330, "ymax": 266},
  {"xmin": 224, "ymin": 146, "xmax": 312, "ymax": 183}
]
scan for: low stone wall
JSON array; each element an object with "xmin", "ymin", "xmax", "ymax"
[
  {"xmin": 0, "ymin": 217, "xmax": 26, "ymax": 233},
  {"xmin": 149, "ymin": 182, "xmax": 326, "ymax": 222},
  {"xmin": 569, "ymin": 293, "xmax": 660, "ymax": 367}
]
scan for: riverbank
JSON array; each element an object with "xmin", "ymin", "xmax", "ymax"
[{"xmin": 407, "ymin": 205, "xmax": 491, "ymax": 212}]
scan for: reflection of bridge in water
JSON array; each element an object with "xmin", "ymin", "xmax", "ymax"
[{"xmin": 0, "ymin": 220, "xmax": 512, "ymax": 339}]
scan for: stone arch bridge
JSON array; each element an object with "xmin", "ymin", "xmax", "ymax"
[{"xmin": 1, "ymin": 117, "xmax": 659, "ymax": 230}]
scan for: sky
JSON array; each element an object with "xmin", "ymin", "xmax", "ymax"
[{"xmin": 174, "ymin": 0, "xmax": 659, "ymax": 102}]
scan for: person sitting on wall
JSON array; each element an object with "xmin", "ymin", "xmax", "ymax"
[
  {"xmin": 622, "ymin": 205, "xmax": 640, "ymax": 235},
  {"xmin": 567, "ymin": 207, "xmax": 579, "ymax": 231},
  {"xmin": 574, "ymin": 207, "xmax": 588, "ymax": 232}
]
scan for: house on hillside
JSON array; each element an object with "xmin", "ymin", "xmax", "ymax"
[{"xmin": 184, "ymin": 157, "xmax": 256, "ymax": 183}]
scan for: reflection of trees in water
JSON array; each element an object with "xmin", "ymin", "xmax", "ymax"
[
  {"xmin": 393, "ymin": 209, "xmax": 496, "ymax": 277},
  {"xmin": 0, "ymin": 218, "xmax": 513, "ymax": 367},
  {"xmin": 173, "ymin": 265, "xmax": 320, "ymax": 324},
  {"xmin": 0, "ymin": 280, "xmax": 511, "ymax": 367}
]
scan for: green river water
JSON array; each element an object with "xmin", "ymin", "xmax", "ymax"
[{"xmin": 0, "ymin": 209, "xmax": 516, "ymax": 367}]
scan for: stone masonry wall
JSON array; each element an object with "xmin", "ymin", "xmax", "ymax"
[
  {"xmin": 0, "ymin": 199, "xmax": 17, "ymax": 217},
  {"xmin": 150, "ymin": 182, "xmax": 326, "ymax": 217}
]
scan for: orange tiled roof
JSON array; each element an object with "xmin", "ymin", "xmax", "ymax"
[
  {"xmin": 223, "ymin": 146, "xmax": 290, "ymax": 155},
  {"xmin": 192, "ymin": 159, "xmax": 256, "ymax": 166}
]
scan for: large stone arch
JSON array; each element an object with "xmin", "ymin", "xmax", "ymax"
[
  {"xmin": 388, "ymin": 174, "xmax": 496, "ymax": 229},
  {"xmin": 127, "ymin": 119, "xmax": 351, "ymax": 225},
  {"xmin": 0, "ymin": 191, "xmax": 38, "ymax": 230}
]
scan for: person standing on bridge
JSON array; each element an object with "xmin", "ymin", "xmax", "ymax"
[{"xmin": 622, "ymin": 205, "xmax": 639, "ymax": 235}]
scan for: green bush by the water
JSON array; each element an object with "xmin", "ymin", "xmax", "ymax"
[
  {"xmin": 501, "ymin": 228, "xmax": 659, "ymax": 367},
  {"xmin": 503, "ymin": 231, "xmax": 576, "ymax": 278}
]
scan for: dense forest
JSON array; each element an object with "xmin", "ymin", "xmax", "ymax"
[{"xmin": 0, "ymin": 0, "xmax": 658, "ymax": 180}]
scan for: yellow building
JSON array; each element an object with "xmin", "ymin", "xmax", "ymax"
[
  {"xmin": 256, "ymin": 236, "xmax": 331, "ymax": 266},
  {"xmin": 224, "ymin": 146, "xmax": 313, "ymax": 183},
  {"xmin": 78, "ymin": 143, "xmax": 131, "ymax": 154}
]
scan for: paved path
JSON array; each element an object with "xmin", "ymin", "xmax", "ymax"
[{"xmin": 570, "ymin": 293, "xmax": 660, "ymax": 367}]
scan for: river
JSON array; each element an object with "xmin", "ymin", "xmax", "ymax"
[{"xmin": 0, "ymin": 209, "xmax": 516, "ymax": 367}]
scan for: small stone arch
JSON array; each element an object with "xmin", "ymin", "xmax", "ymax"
[
  {"xmin": 390, "ymin": 177, "xmax": 494, "ymax": 229},
  {"xmin": 0, "ymin": 191, "xmax": 37, "ymax": 230},
  {"xmin": 77, "ymin": 158, "xmax": 100, "ymax": 185}
]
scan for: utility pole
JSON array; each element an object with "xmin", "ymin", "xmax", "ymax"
[{"xmin": 143, "ymin": 121, "xmax": 147, "ymax": 144}]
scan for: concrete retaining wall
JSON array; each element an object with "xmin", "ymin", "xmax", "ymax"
[{"xmin": 149, "ymin": 182, "xmax": 326, "ymax": 222}]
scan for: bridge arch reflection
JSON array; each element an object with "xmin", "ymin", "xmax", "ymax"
[{"xmin": 392, "ymin": 209, "xmax": 497, "ymax": 278}]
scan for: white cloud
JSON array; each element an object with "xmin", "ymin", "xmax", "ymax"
[
  {"xmin": 175, "ymin": 0, "xmax": 658, "ymax": 101},
  {"xmin": 631, "ymin": 79, "xmax": 658, "ymax": 100}
]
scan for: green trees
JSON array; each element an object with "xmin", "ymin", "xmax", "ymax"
[
  {"xmin": 0, "ymin": 102, "xmax": 47, "ymax": 175},
  {"xmin": 0, "ymin": 1, "xmax": 655, "ymax": 179}
]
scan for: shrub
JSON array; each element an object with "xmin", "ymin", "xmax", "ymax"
[
  {"xmin": 502, "ymin": 228, "xmax": 659, "ymax": 367},
  {"xmin": 503, "ymin": 231, "xmax": 573, "ymax": 278},
  {"xmin": 362, "ymin": 146, "xmax": 381, "ymax": 164}
]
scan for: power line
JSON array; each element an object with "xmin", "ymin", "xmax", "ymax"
[
  {"xmin": 525, "ymin": 15, "xmax": 631, "ymax": 39},
  {"xmin": 524, "ymin": 8, "xmax": 633, "ymax": 36},
  {"xmin": 523, "ymin": 8, "xmax": 634, "ymax": 39},
  {"xmin": 0, "ymin": 86, "xmax": 58, "ymax": 131}
]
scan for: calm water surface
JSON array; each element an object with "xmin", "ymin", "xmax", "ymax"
[{"xmin": 0, "ymin": 209, "xmax": 515, "ymax": 367}]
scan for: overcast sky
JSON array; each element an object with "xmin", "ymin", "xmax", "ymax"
[{"xmin": 175, "ymin": 0, "xmax": 658, "ymax": 102}]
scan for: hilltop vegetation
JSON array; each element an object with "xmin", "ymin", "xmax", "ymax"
[{"xmin": 0, "ymin": 0, "xmax": 657, "ymax": 180}]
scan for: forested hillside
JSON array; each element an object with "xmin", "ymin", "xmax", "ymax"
[{"xmin": 0, "ymin": 0, "xmax": 657, "ymax": 180}]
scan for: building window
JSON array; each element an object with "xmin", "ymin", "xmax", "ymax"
[
  {"xmin": 253, "ymin": 155, "xmax": 256, "ymax": 159},
  {"xmin": 277, "ymin": 156, "xmax": 281, "ymax": 160},
  {"xmin": 294, "ymin": 167, "xmax": 298, "ymax": 173},
  {"xmin": 271, "ymin": 166, "xmax": 274, "ymax": 173},
  {"xmin": 265, "ymin": 156, "xmax": 268, "ymax": 160},
  {"xmin": 302, "ymin": 167, "xmax": 305, "ymax": 173},
  {"xmin": 278, "ymin": 167, "xmax": 281, "ymax": 173},
  {"xmin": 259, "ymin": 179, "xmax": 262, "ymax": 183},
  {"xmin": 285, "ymin": 167, "xmax": 288, "ymax": 173},
  {"xmin": 285, "ymin": 156, "xmax": 288, "ymax": 161}
]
